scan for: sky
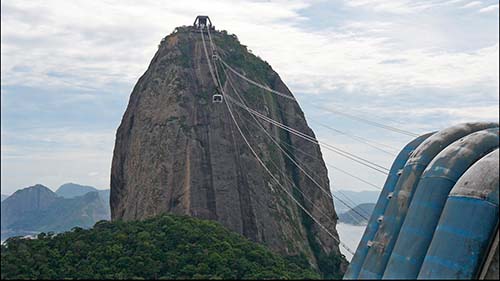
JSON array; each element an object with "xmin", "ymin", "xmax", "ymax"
[{"xmin": 1, "ymin": 0, "xmax": 499, "ymax": 195}]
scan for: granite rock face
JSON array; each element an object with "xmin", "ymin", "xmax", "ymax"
[{"xmin": 111, "ymin": 26, "xmax": 346, "ymax": 275}]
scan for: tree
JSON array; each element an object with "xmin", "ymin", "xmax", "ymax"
[{"xmin": 1, "ymin": 214, "xmax": 321, "ymax": 280}]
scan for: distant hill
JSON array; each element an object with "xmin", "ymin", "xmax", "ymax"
[
  {"xmin": 1, "ymin": 194, "xmax": 10, "ymax": 202},
  {"xmin": 1, "ymin": 184, "xmax": 110, "ymax": 240},
  {"xmin": 1, "ymin": 185, "xmax": 59, "ymax": 227},
  {"xmin": 97, "ymin": 189, "xmax": 110, "ymax": 203},
  {"xmin": 54, "ymin": 183, "xmax": 109, "ymax": 205},
  {"xmin": 333, "ymin": 190, "xmax": 380, "ymax": 214},
  {"xmin": 338, "ymin": 203, "xmax": 376, "ymax": 225},
  {"xmin": 1, "ymin": 214, "xmax": 319, "ymax": 279},
  {"xmin": 55, "ymin": 183, "xmax": 98, "ymax": 198}
]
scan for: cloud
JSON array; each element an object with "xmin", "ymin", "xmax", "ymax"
[
  {"xmin": 1, "ymin": 0, "xmax": 498, "ymax": 194},
  {"xmin": 341, "ymin": 0, "xmax": 472, "ymax": 14},
  {"xmin": 461, "ymin": 1, "xmax": 483, "ymax": 8},
  {"xmin": 341, "ymin": 0, "xmax": 498, "ymax": 14},
  {"xmin": 266, "ymin": 29, "xmax": 498, "ymax": 97},
  {"xmin": 479, "ymin": 4, "xmax": 499, "ymax": 12},
  {"xmin": 2, "ymin": 0, "xmax": 497, "ymax": 96},
  {"xmin": 342, "ymin": 0, "xmax": 430, "ymax": 13},
  {"xmin": 1, "ymin": 127, "xmax": 114, "ymax": 191},
  {"xmin": 444, "ymin": 0, "xmax": 467, "ymax": 3},
  {"xmin": 0, "ymin": 0, "xmax": 315, "ymax": 91}
]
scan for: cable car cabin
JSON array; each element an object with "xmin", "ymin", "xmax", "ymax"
[
  {"xmin": 193, "ymin": 15, "xmax": 215, "ymax": 30},
  {"xmin": 212, "ymin": 94, "xmax": 223, "ymax": 103}
]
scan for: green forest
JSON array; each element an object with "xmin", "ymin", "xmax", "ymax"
[{"xmin": 1, "ymin": 214, "xmax": 320, "ymax": 280}]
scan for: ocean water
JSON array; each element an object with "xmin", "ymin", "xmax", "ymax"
[{"xmin": 336, "ymin": 223, "xmax": 366, "ymax": 261}]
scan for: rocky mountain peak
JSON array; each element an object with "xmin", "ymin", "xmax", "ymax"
[
  {"xmin": 1, "ymin": 184, "xmax": 57, "ymax": 229},
  {"xmin": 5, "ymin": 184, "xmax": 57, "ymax": 207},
  {"xmin": 56, "ymin": 183, "xmax": 98, "ymax": 199},
  {"xmin": 110, "ymin": 23, "xmax": 346, "ymax": 277}
]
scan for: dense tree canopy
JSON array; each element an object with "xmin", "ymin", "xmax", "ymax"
[{"xmin": 1, "ymin": 214, "xmax": 320, "ymax": 279}]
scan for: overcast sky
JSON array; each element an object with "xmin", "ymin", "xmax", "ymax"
[{"xmin": 1, "ymin": 0, "xmax": 498, "ymax": 195}]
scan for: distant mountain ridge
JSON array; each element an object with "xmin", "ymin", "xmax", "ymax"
[
  {"xmin": 1, "ymin": 194, "xmax": 9, "ymax": 202},
  {"xmin": 338, "ymin": 203, "xmax": 376, "ymax": 225},
  {"xmin": 1, "ymin": 184, "xmax": 59, "ymax": 227},
  {"xmin": 56, "ymin": 183, "xmax": 98, "ymax": 198},
  {"xmin": 333, "ymin": 190, "xmax": 380, "ymax": 214},
  {"xmin": 1, "ymin": 183, "xmax": 110, "ymax": 240}
]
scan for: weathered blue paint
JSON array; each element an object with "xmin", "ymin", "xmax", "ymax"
[
  {"xmin": 383, "ymin": 128, "xmax": 499, "ymax": 279},
  {"xmin": 343, "ymin": 133, "xmax": 434, "ymax": 279},
  {"xmin": 418, "ymin": 149, "xmax": 499, "ymax": 279},
  {"xmin": 357, "ymin": 122, "xmax": 498, "ymax": 279}
]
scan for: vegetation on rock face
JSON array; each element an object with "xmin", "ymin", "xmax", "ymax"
[{"xmin": 1, "ymin": 214, "xmax": 320, "ymax": 280}]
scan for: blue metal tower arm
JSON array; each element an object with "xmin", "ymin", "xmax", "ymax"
[
  {"xmin": 384, "ymin": 127, "xmax": 499, "ymax": 279},
  {"xmin": 418, "ymin": 149, "xmax": 499, "ymax": 279},
  {"xmin": 344, "ymin": 132, "xmax": 434, "ymax": 279},
  {"xmin": 357, "ymin": 122, "xmax": 498, "ymax": 279}
]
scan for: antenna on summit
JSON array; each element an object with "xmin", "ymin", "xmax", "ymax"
[{"xmin": 193, "ymin": 15, "xmax": 215, "ymax": 30}]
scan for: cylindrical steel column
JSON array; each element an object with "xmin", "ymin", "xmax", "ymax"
[
  {"xmin": 418, "ymin": 149, "xmax": 499, "ymax": 279},
  {"xmin": 358, "ymin": 122, "xmax": 498, "ymax": 279},
  {"xmin": 384, "ymin": 128, "xmax": 499, "ymax": 279},
  {"xmin": 344, "ymin": 133, "xmax": 433, "ymax": 279}
]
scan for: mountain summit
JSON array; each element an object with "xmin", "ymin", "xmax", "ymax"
[
  {"xmin": 111, "ymin": 22, "xmax": 346, "ymax": 276},
  {"xmin": 1, "ymin": 184, "xmax": 109, "ymax": 240},
  {"xmin": 56, "ymin": 183, "xmax": 98, "ymax": 198}
]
